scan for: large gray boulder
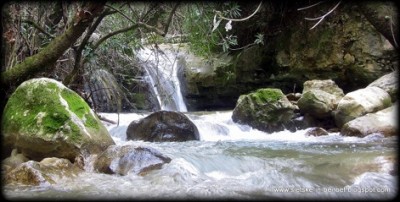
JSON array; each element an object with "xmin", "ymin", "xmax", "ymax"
[
  {"xmin": 232, "ymin": 88, "xmax": 297, "ymax": 133},
  {"xmin": 341, "ymin": 103, "xmax": 397, "ymax": 137},
  {"xmin": 1, "ymin": 78, "xmax": 115, "ymax": 161},
  {"xmin": 126, "ymin": 111, "xmax": 200, "ymax": 142},
  {"xmin": 367, "ymin": 70, "xmax": 398, "ymax": 102},
  {"xmin": 333, "ymin": 86, "xmax": 392, "ymax": 127},
  {"xmin": 94, "ymin": 145, "xmax": 171, "ymax": 176},
  {"xmin": 297, "ymin": 79, "xmax": 344, "ymax": 118}
]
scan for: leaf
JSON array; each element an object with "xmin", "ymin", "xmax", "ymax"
[{"xmin": 254, "ymin": 33, "xmax": 264, "ymax": 45}]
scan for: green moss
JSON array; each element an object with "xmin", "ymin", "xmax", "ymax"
[
  {"xmin": 250, "ymin": 88, "xmax": 283, "ymax": 104},
  {"xmin": 41, "ymin": 112, "xmax": 70, "ymax": 135},
  {"xmin": 84, "ymin": 115, "xmax": 99, "ymax": 129},
  {"xmin": 60, "ymin": 88, "xmax": 100, "ymax": 130},
  {"xmin": 61, "ymin": 89, "xmax": 90, "ymax": 119},
  {"xmin": 2, "ymin": 80, "xmax": 100, "ymax": 143},
  {"xmin": 68, "ymin": 121, "xmax": 82, "ymax": 141},
  {"xmin": 2, "ymin": 82, "xmax": 70, "ymax": 137}
]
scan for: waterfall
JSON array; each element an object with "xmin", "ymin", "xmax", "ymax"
[{"xmin": 136, "ymin": 44, "xmax": 187, "ymax": 112}]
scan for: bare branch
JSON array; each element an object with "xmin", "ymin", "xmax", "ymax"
[
  {"xmin": 163, "ymin": 2, "xmax": 181, "ymax": 36},
  {"xmin": 92, "ymin": 24, "xmax": 139, "ymax": 50},
  {"xmin": 297, "ymin": 1, "xmax": 322, "ymax": 11},
  {"xmin": 215, "ymin": 1, "xmax": 262, "ymax": 22},
  {"xmin": 303, "ymin": 1, "xmax": 341, "ymax": 30}
]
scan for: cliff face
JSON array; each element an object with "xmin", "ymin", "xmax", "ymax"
[{"xmin": 180, "ymin": 2, "xmax": 397, "ymax": 111}]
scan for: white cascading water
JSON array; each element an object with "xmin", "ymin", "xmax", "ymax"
[
  {"xmin": 136, "ymin": 44, "xmax": 187, "ymax": 112},
  {"xmin": 3, "ymin": 45, "xmax": 397, "ymax": 200}
]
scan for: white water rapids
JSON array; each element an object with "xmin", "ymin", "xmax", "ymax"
[
  {"xmin": 4, "ymin": 111, "xmax": 397, "ymax": 200},
  {"xmin": 3, "ymin": 44, "xmax": 397, "ymax": 200}
]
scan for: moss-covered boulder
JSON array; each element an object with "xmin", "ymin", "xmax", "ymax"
[
  {"xmin": 232, "ymin": 88, "xmax": 297, "ymax": 133},
  {"xmin": 2, "ymin": 78, "xmax": 115, "ymax": 161}
]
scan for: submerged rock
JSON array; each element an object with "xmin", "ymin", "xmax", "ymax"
[
  {"xmin": 94, "ymin": 145, "xmax": 171, "ymax": 176},
  {"xmin": 305, "ymin": 127, "xmax": 329, "ymax": 137},
  {"xmin": 232, "ymin": 88, "xmax": 297, "ymax": 133},
  {"xmin": 126, "ymin": 110, "xmax": 200, "ymax": 142},
  {"xmin": 1, "ymin": 78, "xmax": 115, "ymax": 161}
]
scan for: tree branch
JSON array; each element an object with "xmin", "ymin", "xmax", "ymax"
[
  {"xmin": 63, "ymin": 9, "xmax": 113, "ymax": 86},
  {"xmin": 22, "ymin": 19, "xmax": 55, "ymax": 38},
  {"xmin": 92, "ymin": 24, "xmax": 139, "ymax": 50},
  {"xmin": 303, "ymin": 1, "xmax": 341, "ymax": 30},
  {"xmin": 215, "ymin": 1, "xmax": 262, "ymax": 22},
  {"xmin": 359, "ymin": 1, "xmax": 398, "ymax": 49},
  {"xmin": 1, "ymin": 2, "xmax": 105, "ymax": 86},
  {"xmin": 163, "ymin": 2, "xmax": 181, "ymax": 36}
]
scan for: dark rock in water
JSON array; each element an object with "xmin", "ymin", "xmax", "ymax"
[
  {"xmin": 126, "ymin": 111, "xmax": 200, "ymax": 142},
  {"xmin": 94, "ymin": 145, "xmax": 171, "ymax": 176},
  {"xmin": 305, "ymin": 127, "xmax": 329, "ymax": 137}
]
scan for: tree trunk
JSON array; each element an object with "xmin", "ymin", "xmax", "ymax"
[
  {"xmin": 0, "ymin": 2, "xmax": 105, "ymax": 86},
  {"xmin": 358, "ymin": 1, "xmax": 398, "ymax": 49}
]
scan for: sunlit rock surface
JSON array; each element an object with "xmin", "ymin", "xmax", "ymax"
[
  {"xmin": 333, "ymin": 86, "xmax": 392, "ymax": 127},
  {"xmin": 341, "ymin": 103, "xmax": 397, "ymax": 137}
]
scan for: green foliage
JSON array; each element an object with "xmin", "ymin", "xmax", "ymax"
[
  {"xmin": 254, "ymin": 33, "xmax": 264, "ymax": 45},
  {"xmin": 182, "ymin": 3, "xmax": 221, "ymax": 57}
]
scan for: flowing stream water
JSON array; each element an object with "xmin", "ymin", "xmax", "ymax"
[
  {"xmin": 3, "ymin": 44, "xmax": 397, "ymax": 200},
  {"xmin": 3, "ymin": 111, "xmax": 397, "ymax": 200}
]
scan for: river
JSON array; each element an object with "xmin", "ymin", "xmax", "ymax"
[{"xmin": 3, "ymin": 110, "xmax": 397, "ymax": 200}]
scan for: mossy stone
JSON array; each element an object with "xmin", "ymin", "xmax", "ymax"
[{"xmin": 2, "ymin": 78, "xmax": 115, "ymax": 161}]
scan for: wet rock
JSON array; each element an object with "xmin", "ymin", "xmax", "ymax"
[
  {"xmin": 3, "ymin": 158, "xmax": 80, "ymax": 186},
  {"xmin": 286, "ymin": 93, "xmax": 302, "ymax": 102},
  {"xmin": 126, "ymin": 110, "xmax": 200, "ymax": 142},
  {"xmin": 94, "ymin": 145, "xmax": 171, "ymax": 176},
  {"xmin": 333, "ymin": 86, "xmax": 392, "ymax": 128},
  {"xmin": 232, "ymin": 88, "xmax": 297, "ymax": 133},
  {"xmin": 1, "ymin": 78, "xmax": 115, "ymax": 161},
  {"xmin": 2, "ymin": 149, "xmax": 29, "ymax": 173},
  {"xmin": 305, "ymin": 127, "xmax": 329, "ymax": 137},
  {"xmin": 341, "ymin": 103, "xmax": 397, "ymax": 137}
]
